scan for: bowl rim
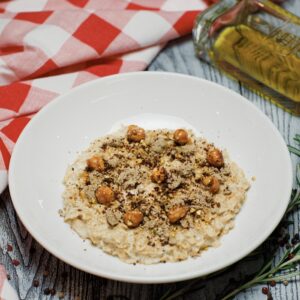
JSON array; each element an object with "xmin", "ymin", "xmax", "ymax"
[{"xmin": 8, "ymin": 71, "xmax": 293, "ymax": 283}]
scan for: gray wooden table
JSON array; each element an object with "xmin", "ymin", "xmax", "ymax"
[{"xmin": 1, "ymin": 1, "xmax": 300, "ymax": 299}]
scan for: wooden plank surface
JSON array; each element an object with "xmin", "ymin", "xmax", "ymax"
[{"xmin": 1, "ymin": 1, "xmax": 300, "ymax": 299}]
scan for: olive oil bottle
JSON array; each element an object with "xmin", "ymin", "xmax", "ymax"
[{"xmin": 193, "ymin": 0, "xmax": 300, "ymax": 115}]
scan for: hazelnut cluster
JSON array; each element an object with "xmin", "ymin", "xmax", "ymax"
[{"xmin": 85, "ymin": 126, "xmax": 225, "ymax": 229}]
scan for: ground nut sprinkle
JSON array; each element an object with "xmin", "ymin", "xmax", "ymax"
[{"xmin": 61, "ymin": 126, "xmax": 249, "ymax": 264}]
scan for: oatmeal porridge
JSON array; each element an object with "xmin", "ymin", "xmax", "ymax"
[{"xmin": 60, "ymin": 126, "xmax": 249, "ymax": 264}]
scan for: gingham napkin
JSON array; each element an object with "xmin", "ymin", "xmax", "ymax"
[
  {"xmin": 0, "ymin": 0, "xmax": 213, "ymax": 182},
  {"xmin": 0, "ymin": 0, "xmax": 213, "ymax": 298}
]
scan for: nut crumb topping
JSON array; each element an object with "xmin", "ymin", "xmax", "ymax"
[
  {"xmin": 62, "ymin": 126, "xmax": 249, "ymax": 264},
  {"xmin": 78, "ymin": 127, "xmax": 231, "ymax": 235},
  {"xmin": 151, "ymin": 167, "xmax": 167, "ymax": 183}
]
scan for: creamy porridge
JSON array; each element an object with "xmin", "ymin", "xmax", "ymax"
[{"xmin": 60, "ymin": 126, "xmax": 249, "ymax": 264}]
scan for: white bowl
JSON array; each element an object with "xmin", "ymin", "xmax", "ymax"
[{"xmin": 9, "ymin": 72, "xmax": 292, "ymax": 283}]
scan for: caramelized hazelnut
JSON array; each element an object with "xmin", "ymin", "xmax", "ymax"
[
  {"xmin": 87, "ymin": 156, "xmax": 105, "ymax": 172},
  {"xmin": 95, "ymin": 186, "xmax": 115, "ymax": 205},
  {"xmin": 168, "ymin": 206, "xmax": 188, "ymax": 224},
  {"xmin": 127, "ymin": 125, "xmax": 145, "ymax": 142},
  {"xmin": 210, "ymin": 177, "xmax": 220, "ymax": 194},
  {"xmin": 123, "ymin": 210, "xmax": 143, "ymax": 228},
  {"xmin": 207, "ymin": 148, "xmax": 224, "ymax": 168},
  {"xmin": 151, "ymin": 167, "xmax": 167, "ymax": 183},
  {"xmin": 202, "ymin": 176, "xmax": 220, "ymax": 194},
  {"xmin": 173, "ymin": 129, "xmax": 189, "ymax": 145}
]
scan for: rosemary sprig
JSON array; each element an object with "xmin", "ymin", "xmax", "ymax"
[
  {"xmin": 221, "ymin": 245, "xmax": 300, "ymax": 300},
  {"xmin": 288, "ymin": 146, "xmax": 300, "ymax": 156},
  {"xmin": 160, "ymin": 135, "xmax": 300, "ymax": 300},
  {"xmin": 287, "ymin": 138, "xmax": 300, "ymax": 213},
  {"xmin": 288, "ymin": 134, "xmax": 300, "ymax": 156},
  {"xmin": 161, "ymin": 231, "xmax": 300, "ymax": 300},
  {"xmin": 286, "ymin": 186, "xmax": 300, "ymax": 214}
]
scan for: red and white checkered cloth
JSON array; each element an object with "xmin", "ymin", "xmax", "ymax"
[
  {"xmin": 0, "ymin": 0, "xmax": 216, "ymax": 298},
  {"xmin": 0, "ymin": 0, "xmax": 217, "ymax": 184}
]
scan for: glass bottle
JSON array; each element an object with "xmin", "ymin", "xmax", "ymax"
[{"xmin": 193, "ymin": 0, "xmax": 300, "ymax": 115}]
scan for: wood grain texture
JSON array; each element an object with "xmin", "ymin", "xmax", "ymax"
[{"xmin": 1, "ymin": 1, "xmax": 300, "ymax": 299}]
